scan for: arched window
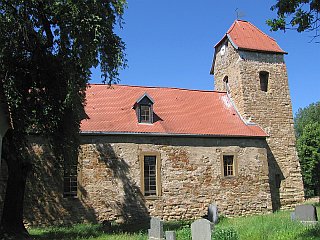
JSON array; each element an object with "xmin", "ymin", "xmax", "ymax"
[
  {"xmin": 259, "ymin": 71, "xmax": 269, "ymax": 92},
  {"xmin": 223, "ymin": 76, "xmax": 229, "ymax": 93}
]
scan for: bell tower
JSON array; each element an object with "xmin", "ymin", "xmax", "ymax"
[{"xmin": 211, "ymin": 20, "xmax": 304, "ymax": 210}]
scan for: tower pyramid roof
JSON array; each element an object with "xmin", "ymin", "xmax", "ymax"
[{"xmin": 215, "ymin": 20, "xmax": 286, "ymax": 54}]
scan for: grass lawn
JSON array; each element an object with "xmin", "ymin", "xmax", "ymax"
[{"xmin": 30, "ymin": 204, "xmax": 320, "ymax": 240}]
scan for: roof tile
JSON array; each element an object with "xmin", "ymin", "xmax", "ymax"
[
  {"xmin": 216, "ymin": 20, "xmax": 286, "ymax": 54},
  {"xmin": 81, "ymin": 84, "xmax": 267, "ymax": 137}
]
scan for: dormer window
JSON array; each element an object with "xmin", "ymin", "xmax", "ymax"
[
  {"xmin": 134, "ymin": 93, "xmax": 154, "ymax": 124},
  {"xmin": 140, "ymin": 105, "xmax": 151, "ymax": 123}
]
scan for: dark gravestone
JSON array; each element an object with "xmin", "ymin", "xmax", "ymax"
[
  {"xmin": 294, "ymin": 205, "xmax": 318, "ymax": 222},
  {"xmin": 101, "ymin": 220, "xmax": 112, "ymax": 233},
  {"xmin": 208, "ymin": 204, "xmax": 219, "ymax": 224},
  {"xmin": 148, "ymin": 217, "xmax": 164, "ymax": 240},
  {"xmin": 191, "ymin": 218, "xmax": 213, "ymax": 240},
  {"xmin": 165, "ymin": 231, "xmax": 176, "ymax": 240}
]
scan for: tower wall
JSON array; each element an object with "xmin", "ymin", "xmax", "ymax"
[{"xmin": 213, "ymin": 40, "xmax": 304, "ymax": 210}]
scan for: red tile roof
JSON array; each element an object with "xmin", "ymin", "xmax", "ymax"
[
  {"xmin": 81, "ymin": 84, "xmax": 267, "ymax": 137},
  {"xmin": 215, "ymin": 20, "xmax": 286, "ymax": 54}
]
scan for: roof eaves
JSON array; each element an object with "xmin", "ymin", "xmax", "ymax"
[
  {"xmin": 214, "ymin": 35, "xmax": 227, "ymax": 48},
  {"xmin": 80, "ymin": 131, "xmax": 267, "ymax": 138},
  {"xmin": 226, "ymin": 34, "xmax": 239, "ymax": 50},
  {"xmin": 238, "ymin": 47, "xmax": 288, "ymax": 55},
  {"xmin": 210, "ymin": 53, "xmax": 216, "ymax": 75}
]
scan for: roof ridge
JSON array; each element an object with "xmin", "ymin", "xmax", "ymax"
[
  {"xmin": 246, "ymin": 21, "xmax": 277, "ymax": 42},
  {"xmin": 87, "ymin": 83, "xmax": 227, "ymax": 94}
]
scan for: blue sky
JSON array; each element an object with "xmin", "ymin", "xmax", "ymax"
[{"xmin": 91, "ymin": 0, "xmax": 319, "ymax": 115}]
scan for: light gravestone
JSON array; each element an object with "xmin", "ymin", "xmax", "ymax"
[
  {"xmin": 165, "ymin": 231, "xmax": 176, "ymax": 240},
  {"xmin": 292, "ymin": 205, "xmax": 318, "ymax": 225},
  {"xmin": 191, "ymin": 218, "xmax": 213, "ymax": 240},
  {"xmin": 148, "ymin": 217, "xmax": 164, "ymax": 240},
  {"xmin": 208, "ymin": 204, "xmax": 219, "ymax": 224}
]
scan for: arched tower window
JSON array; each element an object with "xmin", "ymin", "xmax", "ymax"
[
  {"xmin": 223, "ymin": 76, "xmax": 229, "ymax": 93},
  {"xmin": 259, "ymin": 71, "xmax": 269, "ymax": 92}
]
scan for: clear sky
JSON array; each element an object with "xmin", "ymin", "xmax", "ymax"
[{"xmin": 91, "ymin": 0, "xmax": 319, "ymax": 115}]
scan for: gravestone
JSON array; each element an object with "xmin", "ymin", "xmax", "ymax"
[
  {"xmin": 191, "ymin": 218, "xmax": 213, "ymax": 240},
  {"xmin": 165, "ymin": 231, "xmax": 176, "ymax": 240},
  {"xmin": 101, "ymin": 220, "xmax": 112, "ymax": 233},
  {"xmin": 208, "ymin": 204, "xmax": 219, "ymax": 224},
  {"xmin": 290, "ymin": 212, "xmax": 295, "ymax": 221},
  {"xmin": 293, "ymin": 205, "xmax": 318, "ymax": 224},
  {"xmin": 148, "ymin": 217, "xmax": 164, "ymax": 240}
]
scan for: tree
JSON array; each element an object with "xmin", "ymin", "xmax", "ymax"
[
  {"xmin": 297, "ymin": 123, "xmax": 320, "ymax": 199},
  {"xmin": 267, "ymin": 0, "xmax": 320, "ymax": 41},
  {"xmin": 295, "ymin": 102, "xmax": 320, "ymax": 138},
  {"xmin": 294, "ymin": 102, "xmax": 320, "ymax": 199},
  {"xmin": 0, "ymin": 0, "xmax": 126, "ymax": 239}
]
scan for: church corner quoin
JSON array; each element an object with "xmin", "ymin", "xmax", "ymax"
[{"xmin": 0, "ymin": 20, "xmax": 305, "ymax": 226}]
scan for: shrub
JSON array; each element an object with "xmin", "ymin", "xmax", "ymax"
[{"xmin": 175, "ymin": 225, "xmax": 191, "ymax": 240}]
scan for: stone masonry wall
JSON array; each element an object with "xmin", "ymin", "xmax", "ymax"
[
  {"xmin": 0, "ymin": 135, "xmax": 272, "ymax": 226},
  {"xmin": 15, "ymin": 135, "xmax": 273, "ymax": 225},
  {"xmin": 78, "ymin": 135, "xmax": 271, "ymax": 223},
  {"xmin": 213, "ymin": 41, "xmax": 305, "ymax": 210},
  {"xmin": 213, "ymin": 40, "xmax": 246, "ymax": 115}
]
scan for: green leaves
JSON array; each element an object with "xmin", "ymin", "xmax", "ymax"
[
  {"xmin": 295, "ymin": 102, "xmax": 320, "ymax": 138},
  {"xmin": 0, "ymin": 0, "xmax": 127, "ymax": 160},
  {"xmin": 267, "ymin": 0, "xmax": 320, "ymax": 38},
  {"xmin": 294, "ymin": 102, "xmax": 320, "ymax": 197}
]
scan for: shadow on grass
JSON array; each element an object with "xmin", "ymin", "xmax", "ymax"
[
  {"xmin": 31, "ymin": 224, "xmax": 104, "ymax": 240},
  {"xmin": 297, "ymin": 224, "xmax": 320, "ymax": 239},
  {"xmin": 31, "ymin": 221, "xmax": 193, "ymax": 240},
  {"xmin": 31, "ymin": 222, "xmax": 150, "ymax": 240}
]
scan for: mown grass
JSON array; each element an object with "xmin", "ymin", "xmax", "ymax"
[
  {"xmin": 216, "ymin": 209, "xmax": 320, "ymax": 240},
  {"xmin": 30, "ymin": 204, "xmax": 320, "ymax": 240},
  {"xmin": 30, "ymin": 224, "xmax": 147, "ymax": 240}
]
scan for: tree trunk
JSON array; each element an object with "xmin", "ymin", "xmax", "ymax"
[{"xmin": 0, "ymin": 132, "xmax": 31, "ymax": 240}]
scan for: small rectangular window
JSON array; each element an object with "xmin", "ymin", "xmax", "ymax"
[
  {"xmin": 223, "ymin": 155, "xmax": 234, "ymax": 177},
  {"xmin": 259, "ymin": 71, "xmax": 269, "ymax": 92},
  {"xmin": 140, "ymin": 152, "xmax": 161, "ymax": 197},
  {"xmin": 140, "ymin": 105, "xmax": 151, "ymax": 123},
  {"xmin": 64, "ymin": 163, "xmax": 78, "ymax": 198}
]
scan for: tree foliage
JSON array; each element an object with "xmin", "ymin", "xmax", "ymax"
[
  {"xmin": 295, "ymin": 102, "xmax": 320, "ymax": 138},
  {"xmin": 0, "ymin": 0, "xmax": 127, "ymax": 150},
  {"xmin": 0, "ymin": 0, "xmax": 126, "ymax": 237},
  {"xmin": 267, "ymin": 0, "xmax": 320, "ymax": 41},
  {"xmin": 294, "ymin": 102, "xmax": 320, "ymax": 198}
]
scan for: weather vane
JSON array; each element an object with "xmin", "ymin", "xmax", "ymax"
[{"xmin": 235, "ymin": 8, "xmax": 246, "ymax": 20}]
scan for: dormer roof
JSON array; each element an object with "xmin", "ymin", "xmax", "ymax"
[
  {"xmin": 215, "ymin": 20, "xmax": 287, "ymax": 54},
  {"xmin": 135, "ymin": 92, "xmax": 154, "ymax": 105}
]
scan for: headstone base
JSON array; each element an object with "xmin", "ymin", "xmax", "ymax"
[{"xmin": 301, "ymin": 221, "xmax": 318, "ymax": 226}]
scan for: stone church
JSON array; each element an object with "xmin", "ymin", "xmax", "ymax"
[{"xmin": 0, "ymin": 20, "xmax": 305, "ymax": 226}]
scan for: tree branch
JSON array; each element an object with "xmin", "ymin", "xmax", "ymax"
[{"xmin": 37, "ymin": 1, "xmax": 54, "ymax": 48}]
